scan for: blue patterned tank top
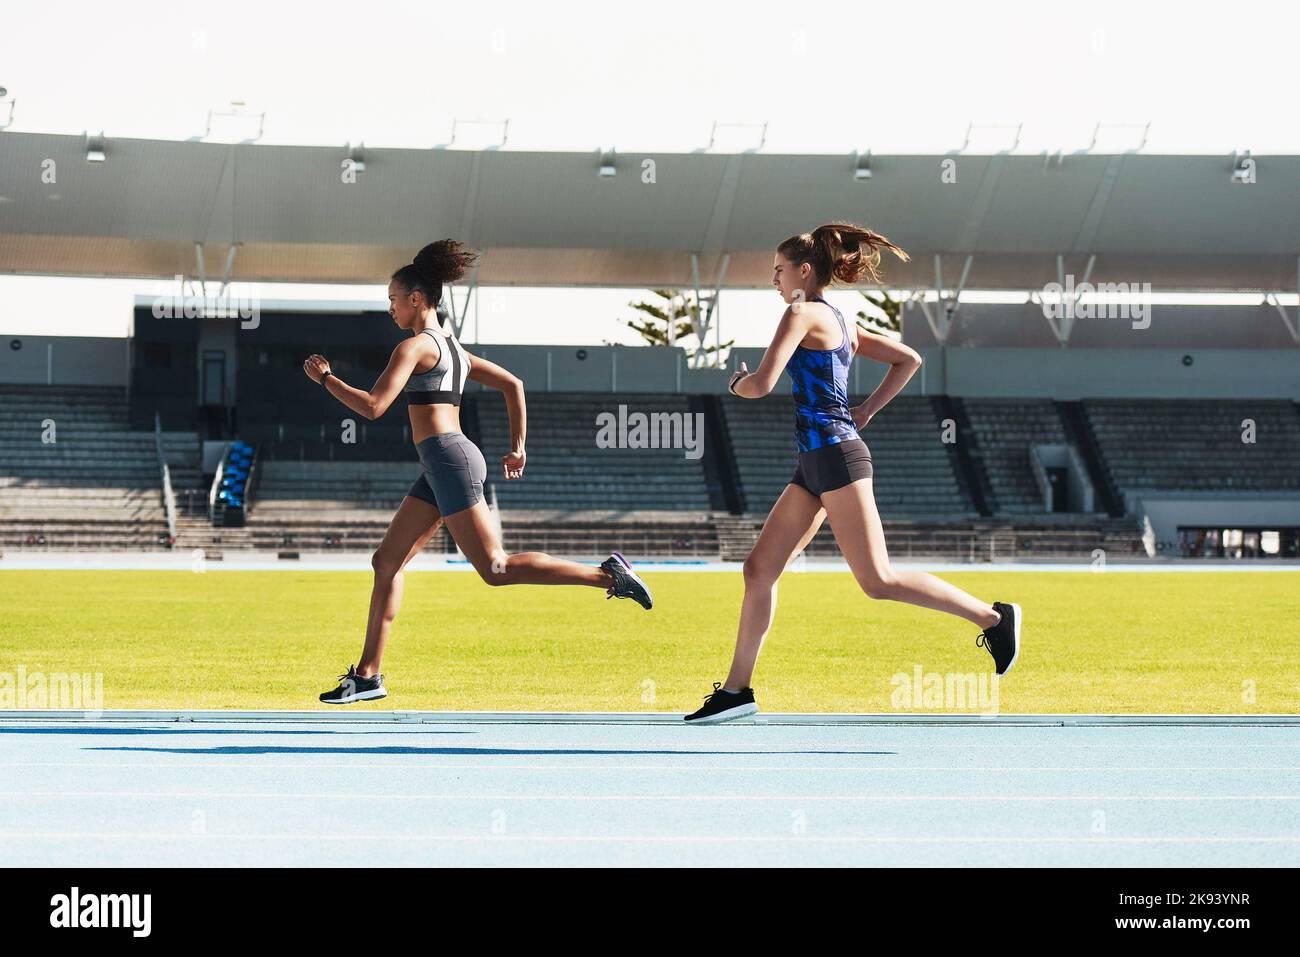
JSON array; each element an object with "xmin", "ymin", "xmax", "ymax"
[{"xmin": 785, "ymin": 296, "xmax": 857, "ymax": 452}]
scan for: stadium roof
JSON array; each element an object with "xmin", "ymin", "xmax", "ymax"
[{"xmin": 1, "ymin": 131, "xmax": 1297, "ymax": 292}]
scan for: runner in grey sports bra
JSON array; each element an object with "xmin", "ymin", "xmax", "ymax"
[
  {"xmin": 403, "ymin": 325, "xmax": 484, "ymax": 516},
  {"xmin": 314, "ymin": 238, "xmax": 655, "ymax": 708},
  {"xmin": 405, "ymin": 327, "xmax": 470, "ymax": 407}
]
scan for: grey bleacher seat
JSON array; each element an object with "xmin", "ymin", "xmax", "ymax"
[
  {"xmin": 720, "ymin": 394, "xmax": 972, "ymax": 517},
  {"xmin": 473, "ymin": 393, "xmax": 712, "ymax": 512},
  {"xmin": 1084, "ymin": 399, "xmax": 1300, "ymax": 493},
  {"xmin": 0, "ymin": 384, "xmax": 172, "ymax": 549}
]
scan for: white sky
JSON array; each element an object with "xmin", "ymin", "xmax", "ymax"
[{"xmin": 2, "ymin": 0, "xmax": 1297, "ymax": 342}]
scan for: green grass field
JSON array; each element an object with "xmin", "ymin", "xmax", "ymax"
[{"xmin": 1, "ymin": 569, "xmax": 1296, "ymax": 713}]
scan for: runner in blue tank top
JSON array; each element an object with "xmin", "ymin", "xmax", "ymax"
[
  {"xmin": 686, "ymin": 222, "xmax": 1023, "ymax": 724},
  {"xmin": 786, "ymin": 294, "xmax": 859, "ymax": 452}
]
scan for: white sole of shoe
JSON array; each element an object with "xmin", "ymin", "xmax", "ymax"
[
  {"xmin": 1002, "ymin": 602, "xmax": 1022, "ymax": 676},
  {"xmin": 685, "ymin": 703, "xmax": 759, "ymax": 725},
  {"xmin": 610, "ymin": 551, "xmax": 653, "ymax": 609},
  {"xmin": 322, "ymin": 688, "xmax": 387, "ymax": 705}
]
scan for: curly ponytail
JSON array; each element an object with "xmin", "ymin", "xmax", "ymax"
[
  {"xmin": 778, "ymin": 221, "xmax": 909, "ymax": 285},
  {"xmin": 391, "ymin": 239, "xmax": 479, "ymax": 306}
]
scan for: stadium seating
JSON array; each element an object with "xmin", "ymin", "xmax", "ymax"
[
  {"xmin": 213, "ymin": 441, "xmax": 254, "ymax": 526},
  {"xmin": 21, "ymin": 380, "xmax": 1294, "ymax": 560},
  {"xmin": 0, "ymin": 384, "xmax": 182, "ymax": 550},
  {"xmin": 1083, "ymin": 399, "xmax": 1300, "ymax": 495},
  {"xmin": 721, "ymin": 394, "xmax": 974, "ymax": 517},
  {"xmin": 245, "ymin": 459, "xmax": 453, "ymax": 553},
  {"xmin": 473, "ymin": 393, "xmax": 714, "ymax": 512}
]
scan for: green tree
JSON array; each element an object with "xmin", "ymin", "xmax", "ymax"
[
  {"xmin": 620, "ymin": 289, "xmax": 734, "ymax": 366},
  {"xmin": 856, "ymin": 288, "xmax": 905, "ymax": 337}
]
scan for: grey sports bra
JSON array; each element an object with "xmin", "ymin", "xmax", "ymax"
[{"xmin": 405, "ymin": 327, "xmax": 469, "ymax": 406}]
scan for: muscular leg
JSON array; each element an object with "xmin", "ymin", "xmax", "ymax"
[
  {"xmin": 722, "ymin": 484, "xmax": 826, "ymax": 691},
  {"xmin": 821, "ymin": 478, "xmax": 999, "ymax": 628},
  {"xmin": 356, "ymin": 495, "xmax": 443, "ymax": 677},
  {"xmin": 442, "ymin": 502, "xmax": 613, "ymax": 587}
]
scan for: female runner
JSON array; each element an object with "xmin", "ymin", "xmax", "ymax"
[
  {"xmin": 306, "ymin": 240, "xmax": 652, "ymax": 704},
  {"xmin": 685, "ymin": 223, "xmax": 1021, "ymax": 723}
]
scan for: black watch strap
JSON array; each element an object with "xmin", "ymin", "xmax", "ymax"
[{"xmin": 320, "ymin": 370, "xmax": 334, "ymax": 386}]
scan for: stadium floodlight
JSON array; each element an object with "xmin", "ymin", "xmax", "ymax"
[
  {"xmin": 598, "ymin": 149, "xmax": 616, "ymax": 177},
  {"xmin": 204, "ymin": 101, "xmax": 265, "ymax": 143},
  {"xmin": 347, "ymin": 142, "xmax": 366, "ymax": 174},
  {"xmin": 1085, "ymin": 121, "xmax": 1150, "ymax": 153},
  {"xmin": 705, "ymin": 120, "xmax": 767, "ymax": 153},
  {"xmin": 854, "ymin": 150, "xmax": 872, "ymax": 181},
  {"xmin": 85, "ymin": 132, "xmax": 106, "ymax": 163},
  {"xmin": 959, "ymin": 123, "xmax": 1022, "ymax": 153},
  {"xmin": 447, "ymin": 118, "xmax": 509, "ymax": 150}
]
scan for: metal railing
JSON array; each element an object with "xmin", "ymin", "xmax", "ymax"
[
  {"xmin": 154, "ymin": 412, "xmax": 178, "ymax": 545},
  {"xmin": 207, "ymin": 450, "xmax": 228, "ymax": 525}
]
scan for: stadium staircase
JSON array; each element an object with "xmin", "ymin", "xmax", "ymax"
[
  {"xmin": 934, "ymin": 395, "xmax": 993, "ymax": 516},
  {"xmin": 1056, "ymin": 400, "xmax": 1126, "ymax": 517},
  {"xmin": 172, "ymin": 515, "xmax": 254, "ymax": 553},
  {"xmin": 962, "ymin": 397, "xmax": 1075, "ymax": 514}
]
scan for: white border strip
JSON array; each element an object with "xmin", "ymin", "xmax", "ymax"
[
  {"xmin": 3, "ymin": 555, "xmax": 1298, "ymax": 572},
  {"xmin": 1, "ymin": 710, "xmax": 1297, "ymax": 727}
]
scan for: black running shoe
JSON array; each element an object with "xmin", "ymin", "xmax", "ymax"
[
  {"xmin": 601, "ymin": 551, "xmax": 653, "ymax": 610},
  {"xmin": 684, "ymin": 681, "xmax": 759, "ymax": 724},
  {"xmin": 320, "ymin": 665, "xmax": 387, "ymax": 704},
  {"xmin": 976, "ymin": 601, "xmax": 1022, "ymax": 676}
]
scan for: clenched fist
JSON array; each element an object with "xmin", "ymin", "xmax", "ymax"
[{"xmin": 303, "ymin": 354, "xmax": 331, "ymax": 384}]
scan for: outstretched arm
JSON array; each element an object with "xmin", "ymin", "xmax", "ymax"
[
  {"xmin": 465, "ymin": 351, "xmax": 527, "ymax": 480},
  {"xmin": 303, "ymin": 337, "xmax": 427, "ymax": 421},
  {"xmin": 728, "ymin": 304, "xmax": 812, "ymax": 398}
]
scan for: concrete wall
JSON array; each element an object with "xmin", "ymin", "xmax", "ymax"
[
  {"xmin": 919, "ymin": 347, "xmax": 1300, "ymax": 400},
  {"xmin": 0, "ymin": 335, "xmax": 129, "ymax": 387},
  {"xmin": 2, "ymin": 334, "xmax": 1297, "ymax": 402},
  {"xmin": 903, "ymin": 302, "xmax": 1300, "ymax": 350},
  {"xmin": 466, "ymin": 344, "xmax": 742, "ymax": 395},
  {"xmin": 467, "ymin": 343, "xmax": 1300, "ymax": 400},
  {"xmin": 1137, "ymin": 492, "xmax": 1300, "ymax": 552}
]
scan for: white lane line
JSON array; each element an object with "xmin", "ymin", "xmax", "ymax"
[
  {"xmin": 2, "ymin": 762, "xmax": 1299, "ymax": 772},
  {"xmin": 4, "ymin": 740, "xmax": 1299, "ymax": 750},
  {"xmin": 0, "ymin": 762, "xmax": 1295, "ymax": 772},
  {"xmin": 2, "ymin": 832, "xmax": 1298, "ymax": 844},
  {"xmin": 3, "ymin": 791, "xmax": 1300, "ymax": 801}
]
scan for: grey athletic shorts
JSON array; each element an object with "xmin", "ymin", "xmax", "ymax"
[
  {"xmin": 790, "ymin": 438, "xmax": 873, "ymax": 497},
  {"xmin": 407, "ymin": 432, "xmax": 487, "ymax": 517}
]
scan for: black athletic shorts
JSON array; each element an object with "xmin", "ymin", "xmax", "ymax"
[{"xmin": 790, "ymin": 438, "xmax": 873, "ymax": 497}]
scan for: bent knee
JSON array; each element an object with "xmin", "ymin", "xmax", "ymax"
[
  {"xmin": 858, "ymin": 570, "xmax": 899, "ymax": 600},
  {"xmin": 371, "ymin": 549, "xmax": 403, "ymax": 579},
  {"xmin": 475, "ymin": 557, "xmax": 510, "ymax": 585},
  {"xmin": 742, "ymin": 555, "xmax": 781, "ymax": 586}
]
